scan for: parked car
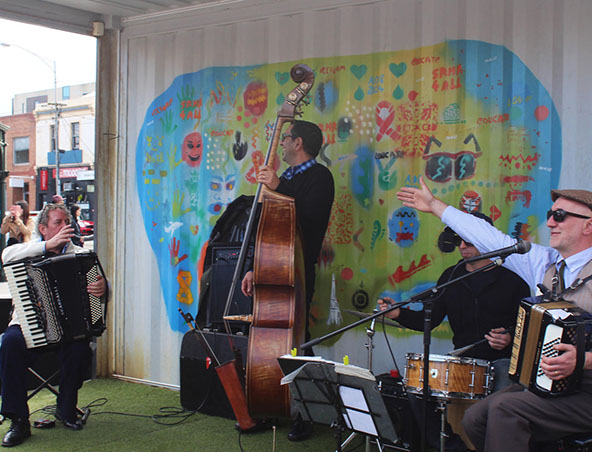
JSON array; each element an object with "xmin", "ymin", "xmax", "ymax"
[{"xmin": 78, "ymin": 219, "xmax": 94, "ymax": 236}]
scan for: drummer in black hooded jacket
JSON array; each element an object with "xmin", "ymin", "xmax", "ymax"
[{"xmin": 378, "ymin": 212, "xmax": 530, "ymax": 451}]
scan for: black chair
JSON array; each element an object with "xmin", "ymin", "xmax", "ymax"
[{"xmin": 0, "ymin": 308, "xmax": 90, "ymax": 422}]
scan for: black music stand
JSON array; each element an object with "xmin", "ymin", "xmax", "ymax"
[{"xmin": 280, "ymin": 358, "xmax": 398, "ymax": 452}]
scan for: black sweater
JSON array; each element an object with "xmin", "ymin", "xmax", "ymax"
[
  {"xmin": 397, "ymin": 263, "xmax": 530, "ymax": 362},
  {"xmin": 275, "ymin": 163, "xmax": 334, "ymax": 267}
]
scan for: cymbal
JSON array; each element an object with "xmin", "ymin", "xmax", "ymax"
[{"xmin": 344, "ymin": 310, "xmax": 402, "ymax": 328}]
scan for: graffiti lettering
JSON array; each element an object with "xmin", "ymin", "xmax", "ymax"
[
  {"xmin": 477, "ymin": 113, "xmax": 509, "ymax": 125},
  {"xmin": 374, "ymin": 150, "xmax": 404, "ymax": 160},
  {"xmin": 319, "ymin": 122, "xmax": 337, "ymax": 132},
  {"xmin": 320, "ymin": 65, "xmax": 346, "ymax": 74},
  {"xmin": 507, "ymin": 95, "xmax": 532, "ymax": 107},
  {"xmin": 432, "ymin": 64, "xmax": 464, "ymax": 92},
  {"xmin": 432, "ymin": 64, "xmax": 464, "ymax": 80},
  {"xmin": 320, "ymin": 122, "xmax": 338, "ymax": 145},
  {"xmin": 411, "ymin": 56, "xmax": 441, "ymax": 65},
  {"xmin": 211, "ymin": 130, "xmax": 234, "ymax": 137},
  {"xmin": 367, "ymin": 74, "xmax": 384, "ymax": 95},
  {"xmin": 180, "ymin": 99, "xmax": 202, "ymax": 121},
  {"xmin": 152, "ymin": 98, "xmax": 172, "ymax": 116}
]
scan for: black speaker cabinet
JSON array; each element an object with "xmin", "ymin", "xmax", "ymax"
[
  {"xmin": 180, "ymin": 330, "xmax": 248, "ymax": 419},
  {"xmin": 207, "ymin": 246, "xmax": 253, "ymax": 330},
  {"xmin": 376, "ymin": 374, "xmax": 418, "ymax": 451}
]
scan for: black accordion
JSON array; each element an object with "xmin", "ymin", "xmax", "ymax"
[
  {"xmin": 3, "ymin": 251, "xmax": 107, "ymax": 349},
  {"xmin": 509, "ymin": 297, "xmax": 592, "ymax": 396}
]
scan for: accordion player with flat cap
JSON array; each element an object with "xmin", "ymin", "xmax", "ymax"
[
  {"xmin": 3, "ymin": 250, "xmax": 107, "ymax": 349},
  {"xmin": 509, "ymin": 296, "xmax": 592, "ymax": 397}
]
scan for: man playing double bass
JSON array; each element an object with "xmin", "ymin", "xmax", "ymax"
[{"xmin": 241, "ymin": 119, "xmax": 334, "ymax": 441}]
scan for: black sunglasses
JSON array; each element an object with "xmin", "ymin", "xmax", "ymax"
[
  {"xmin": 547, "ymin": 208, "xmax": 591, "ymax": 223},
  {"xmin": 451, "ymin": 233, "xmax": 473, "ymax": 248}
]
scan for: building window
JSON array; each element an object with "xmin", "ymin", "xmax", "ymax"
[
  {"xmin": 13, "ymin": 137, "xmax": 29, "ymax": 165},
  {"xmin": 62, "ymin": 86, "xmax": 70, "ymax": 100},
  {"xmin": 71, "ymin": 122, "xmax": 80, "ymax": 149}
]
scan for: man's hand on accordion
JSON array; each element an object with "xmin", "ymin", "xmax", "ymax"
[
  {"xmin": 88, "ymin": 275, "xmax": 106, "ymax": 298},
  {"xmin": 540, "ymin": 343, "xmax": 577, "ymax": 380}
]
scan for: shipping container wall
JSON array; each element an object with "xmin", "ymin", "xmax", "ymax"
[{"xmin": 116, "ymin": 0, "xmax": 592, "ymax": 386}]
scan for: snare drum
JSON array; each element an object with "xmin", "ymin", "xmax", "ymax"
[{"xmin": 404, "ymin": 353, "xmax": 493, "ymax": 400}]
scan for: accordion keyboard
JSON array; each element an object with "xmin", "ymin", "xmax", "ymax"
[{"xmin": 4, "ymin": 261, "xmax": 48, "ymax": 349}]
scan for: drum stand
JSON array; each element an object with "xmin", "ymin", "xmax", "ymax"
[{"xmin": 436, "ymin": 399, "xmax": 447, "ymax": 452}]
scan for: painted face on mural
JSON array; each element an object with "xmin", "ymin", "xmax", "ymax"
[
  {"xmin": 182, "ymin": 132, "xmax": 203, "ymax": 167},
  {"xmin": 388, "ymin": 207, "xmax": 419, "ymax": 248},
  {"xmin": 208, "ymin": 174, "xmax": 237, "ymax": 215}
]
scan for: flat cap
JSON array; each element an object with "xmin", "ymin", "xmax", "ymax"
[{"xmin": 551, "ymin": 189, "xmax": 592, "ymax": 211}]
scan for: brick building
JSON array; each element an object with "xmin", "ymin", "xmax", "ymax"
[{"xmin": 0, "ymin": 113, "xmax": 36, "ymax": 209}]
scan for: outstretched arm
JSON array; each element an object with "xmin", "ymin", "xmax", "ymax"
[{"xmin": 396, "ymin": 176, "xmax": 448, "ymax": 218}]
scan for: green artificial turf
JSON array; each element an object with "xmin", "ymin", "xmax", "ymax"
[{"xmin": 0, "ymin": 377, "xmax": 362, "ymax": 452}]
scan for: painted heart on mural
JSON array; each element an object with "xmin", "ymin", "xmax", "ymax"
[
  {"xmin": 350, "ymin": 64, "xmax": 367, "ymax": 80},
  {"xmin": 389, "ymin": 62, "xmax": 407, "ymax": 77},
  {"xmin": 275, "ymin": 71, "xmax": 289, "ymax": 85}
]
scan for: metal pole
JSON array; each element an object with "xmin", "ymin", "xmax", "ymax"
[
  {"xmin": 54, "ymin": 60, "xmax": 61, "ymax": 196},
  {"xmin": 0, "ymin": 43, "xmax": 60, "ymax": 197}
]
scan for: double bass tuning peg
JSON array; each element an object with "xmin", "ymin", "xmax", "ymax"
[{"xmin": 294, "ymin": 106, "xmax": 304, "ymax": 117}]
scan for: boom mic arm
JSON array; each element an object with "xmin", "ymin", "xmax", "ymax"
[{"xmin": 463, "ymin": 240, "xmax": 532, "ymax": 264}]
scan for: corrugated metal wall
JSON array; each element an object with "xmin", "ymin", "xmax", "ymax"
[{"xmin": 113, "ymin": 0, "xmax": 592, "ymax": 386}]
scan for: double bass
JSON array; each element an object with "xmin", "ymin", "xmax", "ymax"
[{"xmin": 222, "ymin": 64, "xmax": 315, "ymax": 419}]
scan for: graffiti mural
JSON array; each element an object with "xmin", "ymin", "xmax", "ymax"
[{"xmin": 136, "ymin": 40, "xmax": 560, "ymax": 335}]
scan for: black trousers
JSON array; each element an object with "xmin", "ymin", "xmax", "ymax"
[{"xmin": 0, "ymin": 325, "xmax": 92, "ymax": 421}]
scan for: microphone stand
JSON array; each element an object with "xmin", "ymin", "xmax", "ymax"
[{"xmin": 301, "ymin": 258, "xmax": 504, "ymax": 452}]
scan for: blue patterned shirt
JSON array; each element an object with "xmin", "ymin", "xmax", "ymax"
[{"xmin": 280, "ymin": 158, "xmax": 317, "ymax": 181}]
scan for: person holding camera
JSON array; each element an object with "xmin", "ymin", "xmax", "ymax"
[{"xmin": 1, "ymin": 201, "xmax": 34, "ymax": 245}]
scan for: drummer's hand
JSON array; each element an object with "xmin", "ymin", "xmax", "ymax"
[
  {"xmin": 485, "ymin": 327, "xmax": 511, "ymax": 350},
  {"xmin": 377, "ymin": 297, "xmax": 400, "ymax": 319},
  {"xmin": 256, "ymin": 165, "xmax": 280, "ymax": 190},
  {"xmin": 241, "ymin": 271, "xmax": 254, "ymax": 297},
  {"xmin": 541, "ymin": 343, "xmax": 577, "ymax": 380}
]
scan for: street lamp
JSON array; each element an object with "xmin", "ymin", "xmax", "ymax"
[{"xmin": 0, "ymin": 42, "xmax": 62, "ymax": 197}]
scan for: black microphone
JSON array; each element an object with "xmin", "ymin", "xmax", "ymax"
[{"xmin": 463, "ymin": 240, "xmax": 532, "ymax": 263}]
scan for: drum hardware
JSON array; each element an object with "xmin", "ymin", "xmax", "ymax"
[{"xmin": 299, "ymin": 258, "xmax": 504, "ymax": 452}]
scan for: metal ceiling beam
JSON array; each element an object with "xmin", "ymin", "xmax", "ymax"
[{"xmin": 0, "ymin": 0, "xmax": 105, "ymax": 35}]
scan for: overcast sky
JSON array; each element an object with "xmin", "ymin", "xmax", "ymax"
[{"xmin": 0, "ymin": 18, "xmax": 97, "ymax": 117}]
